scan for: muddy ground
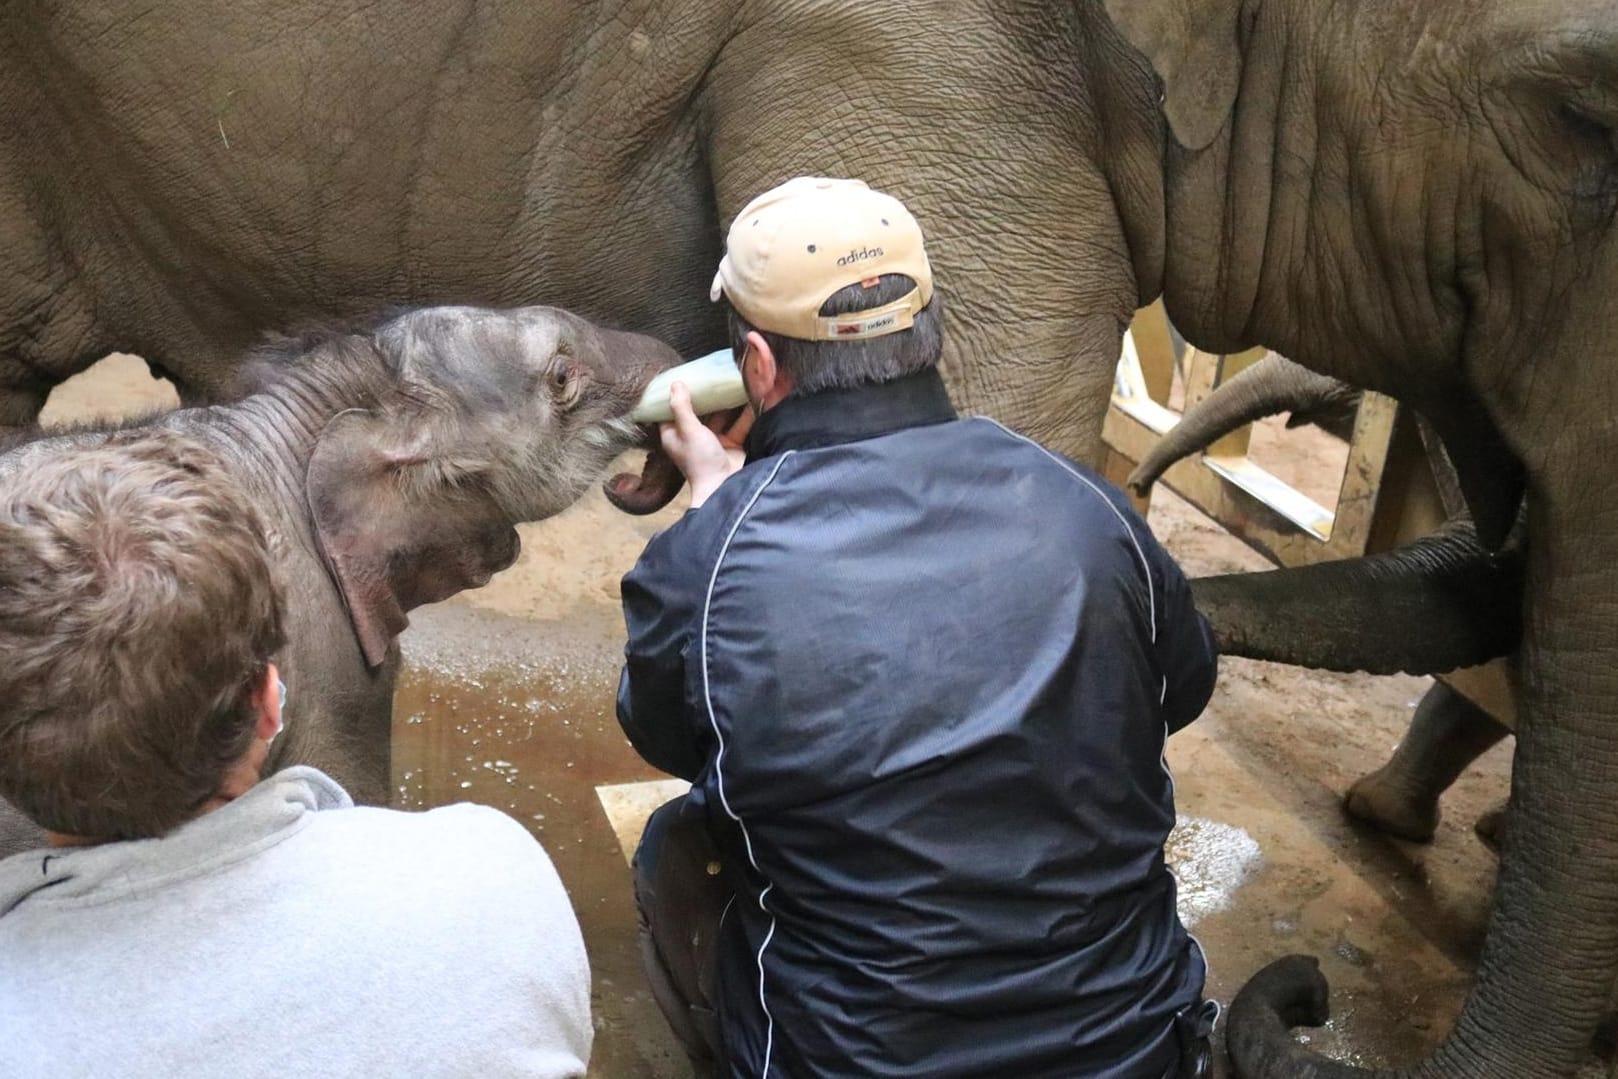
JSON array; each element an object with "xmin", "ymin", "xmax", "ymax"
[{"xmin": 42, "ymin": 354, "xmax": 1558, "ymax": 1076}]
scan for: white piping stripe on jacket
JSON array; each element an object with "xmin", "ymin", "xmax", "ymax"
[
  {"xmin": 981, "ymin": 417, "xmax": 1178, "ymax": 771},
  {"xmin": 700, "ymin": 452, "xmax": 795, "ymax": 1078}
]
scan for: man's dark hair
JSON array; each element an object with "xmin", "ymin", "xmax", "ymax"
[{"xmin": 728, "ymin": 274, "xmax": 944, "ymax": 396}]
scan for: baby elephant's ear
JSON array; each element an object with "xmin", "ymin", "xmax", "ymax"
[{"xmin": 305, "ymin": 409, "xmax": 521, "ymax": 669}]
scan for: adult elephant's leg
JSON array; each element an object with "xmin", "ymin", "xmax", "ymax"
[
  {"xmin": 1343, "ymin": 682, "xmax": 1510, "ymax": 842},
  {"xmin": 1405, "ymin": 499, "xmax": 1618, "ymax": 1070},
  {"xmin": 1230, "ymin": 492, "xmax": 1618, "ymax": 1076},
  {"xmin": 701, "ymin": 4, "xmax": 1161, "ymax": 466}
]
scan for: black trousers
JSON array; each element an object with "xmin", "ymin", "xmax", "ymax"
[
  {"xmin": 633, "ymin": 794, "xmax": 1217, "ymax": 1079},
  {"xmin": 633, "ymin": 796, "xmax": 730, "ymax": 1077}
]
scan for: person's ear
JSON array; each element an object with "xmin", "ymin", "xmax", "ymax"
[
  {"xmin": 250, "ymin": 664, "xmax": 281, "ymax": 742},
  {"xmin": 742, "ymin": 331, "xmax": 781, "ymax": 408}
]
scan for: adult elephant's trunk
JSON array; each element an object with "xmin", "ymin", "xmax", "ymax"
[
  {"xmin": 1127, "ymin": 353, "xmax": 1361, "ymax": 493},
  {"xmin": 1192, "ymin": 514, "xmax": 1522, "ymax": 675}
]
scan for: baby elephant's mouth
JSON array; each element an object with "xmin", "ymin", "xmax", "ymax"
[
  {"xmin": 600, "ymin": 382, "xmax": 748, "ymax": 515},
  {"xmin": 604, "ymin": 431, "xmax": 684, "ymax": 515}
]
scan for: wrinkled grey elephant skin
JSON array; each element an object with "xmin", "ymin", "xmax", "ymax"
[
  {"xmin": 6, "ymin": 1, "xmax": 1618, "ymax": 1073},
  {"xmin": 0, "ymin": 1, "xmax": 1156, "ymax": 472},
  {"xmin": 1099, "ymin": 0, "xmax": 1618, "ymax": 1068},
  {"xmin": 0, "ymin": 305, "xmax": 676, "ymax": 855}
]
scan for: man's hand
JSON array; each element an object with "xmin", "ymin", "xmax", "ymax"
[{"xmin": 660, "ymin": 381, "xmax": 754, "ymax": 509}]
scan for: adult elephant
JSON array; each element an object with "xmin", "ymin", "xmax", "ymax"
[
  {"xmin": 0, "ymin": 0, "xmax": 1137, "ymax": 480},
  {"xmin": 1101, "ymin": 1, "xmax": 1618, "ymax": 1075},
  {"xmin": 3, "ymin": 1, "xmax": 1616, "ymax": 1074}
]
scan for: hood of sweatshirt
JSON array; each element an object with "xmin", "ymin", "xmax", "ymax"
[{"xmin": 0, "ymin": 766, "xmax": 351, "ymax": 916}]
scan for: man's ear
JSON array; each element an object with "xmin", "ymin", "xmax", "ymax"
[
  {"xmin": 743, "ymin": 331, "xmax": 790, "ymax": 409},
  {"xmin": 1104, "ymin": 0, "xmax": 1244, "ymax": 151},
  {"xmin": 742, "ymin": 333, "xmax": 772, "ymax": 399},
  {"xmin": 305, "ymin": 409, "xmax": 521, "ymax": 668},
  {"xmin": 250, "ymin": 665, "xmax": 280, "ymax": 742}
]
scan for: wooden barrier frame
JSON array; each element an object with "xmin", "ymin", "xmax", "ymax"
[{"xmin": 1103, "ymin": 301, "xmax": 1515, "ymax": 725}]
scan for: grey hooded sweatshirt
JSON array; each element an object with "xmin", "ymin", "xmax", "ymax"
[{"xmin": 0, "ymin": 767, "xmax": 591, "ymax": 1078}]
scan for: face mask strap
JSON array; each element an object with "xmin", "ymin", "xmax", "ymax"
[{"xmin": 270, "ymin": 676, "xmax": 287, "ymax": 743}]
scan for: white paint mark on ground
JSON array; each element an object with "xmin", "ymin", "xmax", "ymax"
[{"xmin": 1168, "ymin": 815, "xmax": 1263, "ymax": 927}]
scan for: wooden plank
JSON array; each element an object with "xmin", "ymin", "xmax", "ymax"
[
  {"xmin": 1104, "ymin": 402, "xmax": 1345, "ymax": 566},
  {"xmin": 1319, "ymin": 389, "xmax": 1399, "ymax": 555},
  {"xmin": 1107, "ymin": 325, "xmax": 1517, "ymax": 730},
  {"xmin": 1442, "ymin": 664, "xmax": 1518, "ymax": 730},
  {"xmin": 1128, "ymin": 301, "xmax": 1179, "ymax": 404}
]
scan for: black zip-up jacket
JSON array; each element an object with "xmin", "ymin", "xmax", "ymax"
[{"xmin": 618, "ymin": 368, "xmax": 1218, "ymax": 1079}]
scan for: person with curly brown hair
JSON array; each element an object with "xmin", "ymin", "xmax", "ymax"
[{"xmin": 0, "ymin": 430, "xmax": 592, "ymax": 1079}]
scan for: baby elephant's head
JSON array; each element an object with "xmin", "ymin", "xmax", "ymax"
[
  {"xmin": 302, "ymin": 304, "xmax": 678, "ymax": 665},
  {"xmin": 376, "ymin": 305, "xmax": 676, "ymax": 519}
]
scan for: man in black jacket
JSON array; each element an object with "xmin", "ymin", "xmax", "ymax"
[{"xmin": 619, "ymin": 177, "xmax": 1219, "ymax": 1079}]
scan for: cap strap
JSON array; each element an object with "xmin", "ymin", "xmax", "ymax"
[{"xmin": 811, "ymin": 290, "xmax": 923, "ymax": 341}]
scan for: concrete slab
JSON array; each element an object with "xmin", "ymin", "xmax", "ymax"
[{"xmin": 598, "ymin": 779, "xmax": 691, "ymax": 866}]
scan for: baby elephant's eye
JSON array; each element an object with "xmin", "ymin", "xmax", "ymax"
[{"xmin": 552, "ymin": 361, "xmax": 583, "ymax": 408}]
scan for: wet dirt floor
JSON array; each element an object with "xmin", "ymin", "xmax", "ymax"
[{"xmin": 43, "ymin": 355, "xmax": 1601, "ymax": 1077}]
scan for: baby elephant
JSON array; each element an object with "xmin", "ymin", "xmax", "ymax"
[{"xmin": 0, "ymin": 305, "xmax": 678, "ymax": 855}]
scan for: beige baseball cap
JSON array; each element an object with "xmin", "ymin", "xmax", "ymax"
[{"xmin": 709, "ymin": 177, "xmax": 934, "ymax": 342}]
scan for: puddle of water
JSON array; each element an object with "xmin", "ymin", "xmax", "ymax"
[
  {"xmin": 1291, "ymin": 1008, "xmax": 1393, "ymax": 1070},
  {"xmin": 393, "ymin": 604, "xmax": 687, "ymax": 1079},
  {"xmin": 1163, "ymin": 815, "xmax": 1416, "ymax": 1072}
]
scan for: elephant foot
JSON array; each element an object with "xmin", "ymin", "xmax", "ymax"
[
  {"xmin": 1474, "ymin": 800, "xmax": 1508, "ymax": 854},
  {"xmin": 1343, "ymin": 767, "xmax": 1440, "ymax": 843}
]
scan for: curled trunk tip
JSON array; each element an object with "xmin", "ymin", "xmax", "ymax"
[
  {"xmin": 1227, "ymin": 956, "xmax": 1382, "ymax": 1078},
  {"xmin": 1127, "ymin": 352, "xmax": 1356, "ymax": 493}
]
